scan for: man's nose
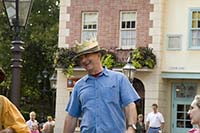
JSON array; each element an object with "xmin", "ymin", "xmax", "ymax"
[{"xmin": 187, "ymin": 110, "xmax": 190, "ymax": 114}]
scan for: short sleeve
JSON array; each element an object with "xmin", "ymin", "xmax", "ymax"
[
  {"xmin": 146, "ymin": 113, "xmax": 150, "ymax": 122},
  {"xmin": 1, "ymin": 96, "xmax": 30, "ymax": 133},
  {"xmin": 119, "ymin": 75, "xmax": 140, "ymax": 107},
  {"xmin": 159, "ymin": 113, "xmax": 165, "ymax": 123},
  {"xmin": 66, "ymin": 85, "xmax": 81, "ymax": 118}
]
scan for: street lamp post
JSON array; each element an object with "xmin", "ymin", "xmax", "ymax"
[
  {"xmin": 122, "ymin": 52, "xmax": 136, "ymax": 82},
  {"xmin": 37, "ymin": 69, "xmax": 48, "ymax": 122},
  {"xmin": 2, "ymin": 0, "xmax": 34, "ymax": 107},
  {"xmin": 49, "ymin": 71, "xmax": 57, "ymax": 116},
  {"xmin": 42, "ymin": 69, "xmax": 48, "ymax": 122}
]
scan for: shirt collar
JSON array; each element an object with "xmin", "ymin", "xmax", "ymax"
[{"xmin": 83, "ymin": 67, "xmax": 109, "ymax": 81}]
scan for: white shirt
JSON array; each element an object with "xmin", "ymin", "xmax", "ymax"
[
  {"xmin": 146, "ymin": 112, "xmax": 165, "ymax": 127},
  {"xmin": 26, "ymin": 119, "xmax": 38, "ymax": 130}
]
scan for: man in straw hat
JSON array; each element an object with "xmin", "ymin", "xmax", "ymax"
[
  {"xmin": 63, "ymin": 39, "xmax": 140, "ymax": 133},
  {"xmin": 0, "ymin": 67, "xmax": 30, "ymax": 133}
]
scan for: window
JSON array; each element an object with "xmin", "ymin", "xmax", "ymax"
[
  {"xmin": 120, "ymin": 11, "xmax": 136, "ymax": 49},
  {"xmin": 167, "ymin": 34, "xmax": 182, "ymax": 50},
  {"xmin": 81, "ymin": 12, "xmax": 98, "ymax": 41},
  {"xmin": 189, "ymin": 9, "xmax": 200, "ymax": 49}
]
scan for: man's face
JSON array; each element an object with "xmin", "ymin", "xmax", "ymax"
[
  {"xmin": 79, "ymin": 52, "xmax": 101, "ymax": 73},
  {"xmin": 152, "ymin": 105, "xmax": 158, "ymax": 113},
  {"xmin": 188, "ymin": 100, "xmax": 200, "ymax": 125},
  {"xmin": 30, "ymin": 114, "xmax": 36, "ymax": 120}
]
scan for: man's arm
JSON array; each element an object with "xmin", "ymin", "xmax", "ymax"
[
  {"xmin": 124, "ymin": 102, "xmax": 137, "ymax": 133},
  {"xmin": 145, "ymin": 121, "xmax": 149, "ymax": 133},
  {"xmin": 63, "ymin": 113, "xmax": 77, "ymax": 133},
  {"xmin": 160, "ymin": 122, "xmax": 165, "ymax": 132}
]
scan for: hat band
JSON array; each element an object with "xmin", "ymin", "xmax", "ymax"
[{"xmin": 78, "ymin": 45, "xmax": 101, "ymax": 55}]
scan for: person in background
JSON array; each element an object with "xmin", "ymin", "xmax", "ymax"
[
  {"xmin": 136, "ymin": 114, "xmax": 145, "ymax": 133},
  {"xmin": 31, "ymin": 123, "xmax": 39, "ymax": 133},
  {"xmin": 188, "ymin": 95, "xmax": 200, "ymax": 133},
  {"xmin": 26, "ymin": 111, "xmax": 38, "ymax": 131},
  {"xmin": 63, "ymin": 39, "xmax": 140, "ymax": 133},
  {"xmin": 0, "ymin": 67, "xmax": 30, "ymax": 133},
  {"xmin": 146, "ymin": 104, "xmax": 165, "ymax": 133},
  {"xmin": 41, "ymin": 116, "xmax": 55, "ymax": 133}
]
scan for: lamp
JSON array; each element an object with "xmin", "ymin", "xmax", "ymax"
[
  {"xmin": 3, "ymin": 0, "xmax": 34, "ymax": 27},
  {"xmin": 122, "ymin": 52, "xmax": 136, "ymax": 81},
  {"xmin": 50, "ymin": 71, "xmax": 57, "ymax": 90},
  {"xmin": 2, "ymin": 0, "xmax": 34, "ymax": 107}
]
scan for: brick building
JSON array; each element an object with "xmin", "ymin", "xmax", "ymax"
[{"xmin": 55, "ymin": 0, "xmax": 200, "ymax": 132}]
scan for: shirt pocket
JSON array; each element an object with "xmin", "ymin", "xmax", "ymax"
[
  {"xmin": 101, "ymin": 85, "xmax": 119, "ymax": 104},
  {"xmin": 79, "ymin": 85, "xmax": 95, "ymax": 105}
]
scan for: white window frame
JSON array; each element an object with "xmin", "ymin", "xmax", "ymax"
[
  {"xmin": 81, "ymin": 12, "xmax": 98, "ymax": 41},
  {"xmin": 189, "ymin": 9, "xmax": 200, "ymax": 49},
  {"xmin": 119, "ymin": 11, "xmax": 136, "ymax": 49}
]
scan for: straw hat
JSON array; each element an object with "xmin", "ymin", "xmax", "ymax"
[
  {"xmin": 72, "ymin": 38, "xmax": 106, "ymax": 59},
  {"xmin": 0, "ymin": 67, "xmax": 5, "ymax": 83}
]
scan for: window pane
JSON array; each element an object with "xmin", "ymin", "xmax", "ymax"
[
  {"xmin": 88, "ymin": 25, "xmax": 92, "ymax": 29},
  {"xmin": 168, "ymin": 35, "xmax": 181, "ymax": 49},
  {"xmin": 186, "ymin": 113, "xmax": 190, "ymax": 120},
  {"xmin": 192, "ymin": 11, "xmax": 198, "ymax": 19},
  {"xmin": 192, "ymin": 30, "xmax": 200, "ymax": 47},
  {"xmin": 122, "ymin": 12, "xmax": 136, "ymax": 21},
  {"xmin": 177, "ymin": 121, "xmax": 184, "ymax": 128},
  {"xmin": 185, "ymin": 121, "xmax": 192, "ymax": 128},
  {"xmin": 198, "ymin": 21, "xmax": 200, "ymax": 28},
  {"xmin": 127, "ymin": 21, "xmax": 130, "ymax": 28},
  {"xmin": 176, "ymin": 85, "xmax": 185, "ymax": 98},
  {"xmin": 131, "ymin": 21, "xmax": 135, "ymax": 28},
  {"xmin": 121, "ymin": 30, "xmax": 136, "ymax": 48},
  {"xmin": 122, "ymin": 21, "xmax": 126, "ymax": 28},
  {"xmin": 82, "ymin": 31, "xmax": 97, "ymax": 41},
  {"xmin": 198, "ymin": 11, "xmax": 200, "ymax": 19},
  {"xmin": 186, "ymin": 86, "xmax": 196, "ymax": 98},
  {"xmin": 83, "ymin": 25, "xmax": 87, "ymax": 29},
  {"xmin": 93, "ymin": 24, "xmax": 96, "ymax": 29},
  {"xmin": 177, "ymin": 105, "xmax": 184, "ymax": 111},
  {"xmin": 192, "ymin": 20, "xmax": 197, "ymax": 28},
  {"xmin": 177, "ymin": 113, "xmax": 184, "ymax": 119}
]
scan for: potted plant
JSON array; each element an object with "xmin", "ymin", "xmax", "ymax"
[
  {"xmin": 54, "ymin": 48, "xmax": 77, "ymax": 77},
  {"xmin": 132, "ymin": 47, "xmax": 156, "ymax": 69}
]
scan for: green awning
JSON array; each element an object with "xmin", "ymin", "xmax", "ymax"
[{"xmin": 161, "ymin": 72, "xmax": 200, "ymax": 79}]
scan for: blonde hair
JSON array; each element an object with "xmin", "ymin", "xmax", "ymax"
[
  {"xmin": 30, "ymin": 111, "xmax": 36, "ymax": 116},
  {"xmin": 194, "ymin": 95, "xmax": 200, "ymax": 109},
  {"xmin": 138, "ymin": 114, "xmax": 143, "ymax": 118},
  {"xmin": 47, "ymin": 116, "xmax": 53, "ymax": 121}
]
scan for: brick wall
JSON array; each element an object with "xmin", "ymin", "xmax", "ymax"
[{"xmin": 66, "ymin": 0, "xmax": 153, "ymax": 62}]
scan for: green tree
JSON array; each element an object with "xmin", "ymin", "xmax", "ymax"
[{"xmin": 0, "ymin": 0, "xmax": 60, "ymax": 120}]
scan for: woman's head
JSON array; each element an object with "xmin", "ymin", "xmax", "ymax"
[
  {"xmin": 138, "ymin": 114, "xmax": 143, "ymax": 121},
  {"xmin": 188, "ymin": 95, "xmax": 200, "ymax": 126},
  {"xmin": 30, "ymin": 111, "xmax": 36, "ymax": 120},
  {"xmin": 32, "ymin": 123, "xmax": 38, "ymax": 130}
]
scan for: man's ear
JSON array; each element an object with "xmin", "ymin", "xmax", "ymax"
[{"xmin": 97, "ymin": 52, "xmax": 102, "ymax": 58}]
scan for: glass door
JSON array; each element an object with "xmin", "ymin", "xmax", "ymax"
[{"xmin": 171, "ymin": 83, "xmax": 197, "ymax": 133}]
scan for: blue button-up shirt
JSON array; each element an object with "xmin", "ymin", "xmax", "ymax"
[{"xmin": 66, "ymin": 68, "xmax": 140, "ymax": 133}]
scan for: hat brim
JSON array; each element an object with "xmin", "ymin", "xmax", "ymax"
[{"xmin": 73, "ymin": 48, "xmax": 106, "ymax": 60}]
